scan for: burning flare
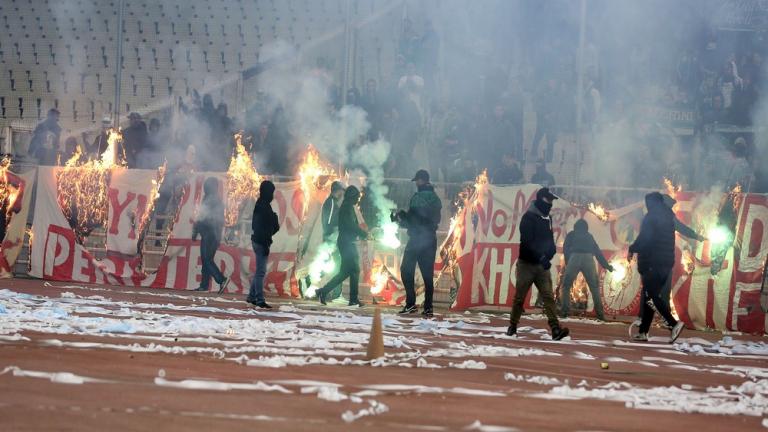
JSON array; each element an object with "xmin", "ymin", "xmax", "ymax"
[
  {"xmin": 56, "ymin": 128, "xmax": 124, "ymax": 240},
  {"xmin": 664, "ymin": 177, "xmax": 681, "ymax": 199},
  {"xmin": 610, "ymin": 259, "xmax": 627, "ymax": 283},
  {"xmin": 369, "ymin": 261, "xmax": 391, "ymax": 295},
  {"xmin": 225, "ymin": 132, "xmax": 262, "ymax": 227},
  {"xmin": 0, "ymin": 157, "xmax": 20, "ymax": 220},
  {"xmin": 298, "ymin": 144, "xmax": 338, "ymax": 216}
]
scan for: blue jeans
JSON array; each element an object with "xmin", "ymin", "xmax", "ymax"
[{"xmin": 247, "ymin": 242, "xmax": 268, "ymax": 303}]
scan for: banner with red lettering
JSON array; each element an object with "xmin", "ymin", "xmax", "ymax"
[
  {"xmin": 448, "ymin": 184, "xmax": 768, "ymax": 334},
  {"xmin": 29, "ymin": 166, "xmax": 311, "ymax": 296},
  {"xmin": 0, "ymin": 168, "xmax": 34, "ymax": 278}
]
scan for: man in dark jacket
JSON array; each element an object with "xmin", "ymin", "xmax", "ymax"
[
  {"xmin": 247, "ymin": 181, "xmax": 280, "ymax": 309},
  {"xmin": 530, "ymin": 159, "xmax": 556, "ymax": 187},
  {"xmin": 28, "ymin": 108, "xmax": 62, "ymax": 165},
  {"xmin": 316, "ymin": 186, "xmax": 369, "ymax": 307},
  {"xmin": 631, "ymin": 194, "xmax": 705, "ymax": 332},
  {"xmin": 560, "ymin": 219, "xmax": 614, "ymax": 320},
  {"xmin": 319, "ymin": 181, "xmax": 345, "ymax": 300},
  {"xmin": 492, "ymin": 152, "xmax": 524, "ymax": 185},
  {"xmin": 394, "ymin": 169, "xmax": 442, "ymax": 317},
  {"xmin": 191, "ymin": 177, "xmax": 229, "ymax": 293},
  {"xmin": 123, "ymin": 112, "xmax": 148, "ymax": 168},
  {"xmin": 508, "ymin": 187, "xmax": 570, "ymax": 340},
  {"xmin": 628, "ymin": 192, "xmax": 685, "ymax": 343}
]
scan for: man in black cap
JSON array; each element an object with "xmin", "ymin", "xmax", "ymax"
[
  {"xmin": 508, "ymin": 187, "xmax": 570, "ymax": 340},
  {"xmin": 123, "ymin": 112, "xmax": 148, "ymax": 168},
  {"xmin": 319, "ymin": 180, "xmax": 345, "ymax": 301},
  {"xmin": 393, "ymin": 169, "xmax": 442, "ymax": 317},
  {"xmin": 247, "ymin": 180, "xmax": 281, "ymax": 309}
]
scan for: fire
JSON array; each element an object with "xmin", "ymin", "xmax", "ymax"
[
  {"xmin": 369, "ymin": 261, "xmax": 390, "ymax": 295},
  {"xmin": 298, "ymin": 144, "xmax": 338, "ymax": 215},
  {"xmin": 610, "ymin": 259, "xmax": 627, "ymax": 282},
  {"xmin": 729, "ymin": 183, "xmax": 743, "ymax": 212},
  {"xmin": 136, "ymin": 162, "xmax": 167, "ymax": 237},
  {"xmin": 664, "ymin": 177, "xmax": 681, "ymax": 199},
  {"xmin": 55, "ymin": 128, "xmax": 125, "ymax": 240},
  {"xmin": 475, "ymin": 169, "xmax": 489, "ymax": 186},
  {"xmin": 225, "ymin": 132, "xmax": 262, "ymax": 226},
  {"xmin": 0, "ymin": 157, "xmax": 20, "ymax": 219},
  {"xmin": 587, "ymin": 202, "xmax": 610, "ymax": 222}
]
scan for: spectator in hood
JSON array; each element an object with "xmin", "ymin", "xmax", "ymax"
[
  {"xmin": 192, "ymin": 177, "xmax": 229, "ymax": 293},
  {"xmin": 508, "ymin": 188, "xmax": 570, "ymax": 340},
  {"xmin": 531, "ymin": 159, "xmax": 556, "ymax": 187},
  {"xmin": 628, "ymin": 192, "xmax": 685, "ymax": 343},
  {"xmin": 89, "ymin": 116, "xmax": 113, "ymax": 159},
  {"xmin": 394, "ymin": 169, "xmax": 442, "ymax": 317},
  {"xmin": 632, "ymin": 194, "xmax": 705, "ymax": 332},
  {"xmin": 247, "ymin": 181, "xmax": 280, "ymax": 309},
  {"xmin": 29, "ymin": 108, "xmax": 62, "ymax": 165},
  {"xmin": 560, "ymin": 219, "xmax": 614, "ymax": 320},
  {"xmin": 123, "ymin": 112, "xmax": 148, "ymax": 168}
]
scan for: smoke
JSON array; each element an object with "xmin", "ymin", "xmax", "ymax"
[{"xmin": 350, "ymin": 139, "xmax": 401, "ymax": 249}]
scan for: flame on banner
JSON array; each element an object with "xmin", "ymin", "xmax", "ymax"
[
  {"xmin": 225, "ymin": 132, "xmax": 262, "ymax": 226},
  {"xmin": 136, "ymin": 162, "xmax": 167, "ymax": 237},
  {"xmin": 0, "ymin": 157, "xmax": 20, "ymax": 219},
  {"xmin": 681, "ymin": 250, "xmax": 695, "ymax": 274},
  {"xmin": 664, "ymin": 177, "xmax": 681, "ymax": 199},
  {"xmin": 370, "ymin": 261, "xmax": 390, "ymax": 295},
  {"xmin": 298, "ymin": 144, "xmax": 337, "ymax": 215},
  {"xmin": 56, "ymin": 128, "xmax": 124, "ymax": 240},
  {"xmin": 587, "ymin": 202, "xmax": 610, "ymax": 222}
]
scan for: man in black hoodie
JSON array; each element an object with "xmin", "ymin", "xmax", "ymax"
[
  {"xmin": 316, "ymin": 186, "xmax": 369, "ymax": 307},
  {"xmin": 561, "ymin": 219, "xmax": 614, "ymax": 320},
  {"xmin": 192, "ymin": 177, "xmax": 229, "ymax": 293},
  {"xmin": 319, "ymin": 181, "xmax": 345, "ymax": 300},
  {"xmin": 394, "ymin": 169, "xmax": 442, "ymax": 317},
  {"xmin": 508, "ymin": 188, "xmax": 570, "ymax": 340},
  {"xmin": 628, "ymin": 192, "xmax": 685, "ymax": 343},
  {"xmin": 631, "ymin": 194, "xmax": 704, "ymax": 334},
  {"xmin": 247, "ymin": 181, "xmax": 280, "ymax": 309}
]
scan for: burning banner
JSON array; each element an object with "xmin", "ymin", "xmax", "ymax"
[
  {"xmin": 0, "ymin": 162, "xmax": 34, "ymax": 278},
  {"xmin": 447, "ymin": 184, "xmax": 768, "ymax": 335}
]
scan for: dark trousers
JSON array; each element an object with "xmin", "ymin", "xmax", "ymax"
[
  {"xmin": 317, "ymin": 242, "xmax": 360, "ymax": 303},
  {"xmin": 510, "ymin": 261, "xmax": 560, "ymax": 329},
  {"xmin": 321, "ymin": 240, "xmax": 343, "ymax": 301},
  {"xmin": 401, "ymin": 235, "xmax": 437, "ymax": 310},
  {"xmin": 200, "ymin": 235, "xmax": 225, "ymax": 288},
  {"xmin": 637, "ymin": 268, "xmax": 674, "ymax": 326},
  {"xmin": 639, "ymin": 267, "xmax": 679, "ymax": 334}
]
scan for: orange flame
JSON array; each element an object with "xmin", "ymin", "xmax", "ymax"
[
  {"xmin": 225, "ymin": 132, "xmax": 262, "ymax": 227},
  {"xmin": 664, "ymin": 177, "xmax": 681, "ymax": 199},
  {"xmin": 0, "ymin": 157, "xmax": 20, "ymax": 219},
  {"xmin": 136, "ymin": 162, "xmax": 167, "ymax": 237},
  {"xmin": 587, "ymin": 202, "xmax": 610, "ymax": 222},
  {"xmin": 682, "ymin": 250, "xmax": 695, "ymax": 274},
  {"xmin": 475, "ymin": 169, "xmax": 489, "ymax": 187},
  {"xmin": 369, "ymin": 261, "xmax": 390, "ymax": 295},
  {"xmin": 298, "ymin": 144, "xmax": 338, "ymax": 216},
  {"xmin": 55, "ymin": 128, "xmax": 125, "ymax": 240}
]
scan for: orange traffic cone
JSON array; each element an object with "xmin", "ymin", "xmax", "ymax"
[{"xmin": 366, "ymin": 307, "xmax": 385, "ymax": 360}]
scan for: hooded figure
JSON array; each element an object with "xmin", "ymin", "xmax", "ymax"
[
  {"xmin": 633, "ymin": 194, "xmax": 705, "ymax": 329},
  {"xmin": 28, "ymin": 109, "xmax": 62, "ymax": 165},
  {"xmin": 316, "ymin": 186, "xmax": 368, "ymax": 307},
  {"xmin": 560, "ymin": 219, "xmax": 613, "ymax": 320},
  {"xmin": 247, "ymin": 181, "xmax": 280, "ymax": 308},
  {"xmin": 322, "ymin": 181, "xmax": 345, "ymax": 242},
  {"xmin": 192, "ymin": 177, "xmax": 228, "ymax": 292},
  {"xmin": 394, "ymin": 169, "xmax": 442, "ymax": 317},
  {"xmin": 628, "ymin": 192, "xmax": 684, "ymax": 342},
  {"xmin": 508, "ymin": 188, "xmax": 569, "ymax": 340}
]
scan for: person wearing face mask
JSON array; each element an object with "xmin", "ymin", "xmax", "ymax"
[
  {"xmin": 191, "ymin": 177, "xmax": 229, "ymax": 293},
  {"xmin": 507, "ymin": 187, "xmax": 570, "ymax": 340},
  {"xmin": 247, "ymin": 181, "xmax": 281, "ymax": 309},
  {"xmin": 316, "ymin": 186, "xmax": 369, "ymax": 307}
]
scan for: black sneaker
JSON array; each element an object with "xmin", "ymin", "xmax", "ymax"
[
  {"xmin": 506, "ymin": 325, "xmax": 517, "ymax": 336},
  {"xmin": 421, "ymin": 308, "xmax": 434, "ymax": 318},
  {"xmin": 194, "ymin": 286, "xmax": 209, "ymax": 292},
  {"xmin": 398, "ymin": 305, "xmax": 418, "ymax": 314},
  {"xmin": 317, "ymin": 291, "xmax": 327, "ymax": 305},
  {"xmin": 245, "ymin": 298, "xmax": 258, "ymax": 306},
  {"xmin": 217, "ymin": 277, "xmax": 230, "ymax": 294},
  {"xmin": 552, "ymin": 326, "xmax": 570, "ymax": 341},
  {"xmin": 255, "ymin": 302, "xmax": 273, "ymax": 309},
  {"xmin": 347, "ymin": 301, "xmax": 364, "ymax": 307}
]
